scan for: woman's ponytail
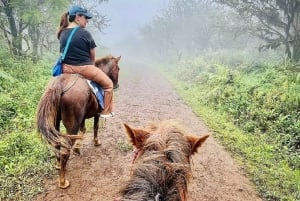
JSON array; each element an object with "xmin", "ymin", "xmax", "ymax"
[{"xmin": 57, "ymin": 12, "xmax": 69, "ymax": 39}]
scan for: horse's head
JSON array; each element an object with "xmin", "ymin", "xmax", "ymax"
[
  {"xmin": 95, "ymin": 55, "xmax": 121, "ymax": 89},
  {"xmin": 120, "ymin": 120, "xmax": 209, "ymax": 201},
  {"xmin": 124, "ymin": 119, "xmax": 209, "ymax": 164}
]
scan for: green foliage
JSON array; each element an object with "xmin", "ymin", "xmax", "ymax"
[
  {"xmin": 0, "ymin": 53, "xmax": 54, "ymax": 200},
  {"xmin": 172, "ymin": 57, "xmax": 300, "ymax": 155},
  {"xmin": 161, "ymin": 55, "xmax": 300, "ymax": 201},
  {"xmin": 0, "ymin": 0, "xmax": 109, "ymax": 58},
  {"xmin": 117, "ymin": 142, "xmax": 133, "ymax": 153},
  {"xmin": 214, "ymin": 0, "xmax": 300, "ymax": 62},
  {"xmin": 0, "ymin": 96, "xmax": 17, "ymax": 133},
  {"xmin": 0, "ymin": 0, "xmax": 70, "ymax": 57},
  {"xmin": 0, "ymin": 54, "xmax": 51, "ymax": 135},
  {"xmin": 137, "ymin": 0, "xmax": 248, "ymax": 60},
  {"xmin": 0, "ymin": 131, "xmax": 54, "ymax": 200}
]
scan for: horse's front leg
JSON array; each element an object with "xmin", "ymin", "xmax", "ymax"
[{"xmin": 94, "ymin": 114, "xmax": 101, "ymax": 146}]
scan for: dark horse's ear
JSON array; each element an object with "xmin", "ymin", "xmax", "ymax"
[
  {"xmin": 124, "ymin": 123, "xmax": 150, "ymax": 149},
  {"xmin": 116, "ymin": 56, "xmax": 121, "ymax": 62},
  {"xmin": 186, "ymin": 134, "xmax": 209, "ymax": 155}
]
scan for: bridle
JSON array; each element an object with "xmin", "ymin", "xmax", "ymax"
[
  {"xmin": 109, "ymin": 59, "xmax": 120, "ymax": 89},
  {"xmin": 102, "ymin": 59, "xmax": 119, "ymax": 88},
  {"xmin": 130, "ymin": 148, "xmax": 141, "ymax": 175}
]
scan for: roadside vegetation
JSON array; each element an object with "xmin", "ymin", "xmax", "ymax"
[
  {"xmin": 160, "ymin": 52, "xmax": 300, "ymax": 201},
  {"xmin": 0, "ymin": 52, "xmax": 55, "ymax": 200}
]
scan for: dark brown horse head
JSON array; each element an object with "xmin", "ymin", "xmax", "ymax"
[
  {"xmin": 119, "ymin": 120, "xmax": 209, "ymax": 201},
  {"xmin": 95, "ymin": 55, "xmax": 121, "ymax": 89}
]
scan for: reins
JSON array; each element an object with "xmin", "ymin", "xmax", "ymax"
[{"xmin": 130, "ymin": 148, "xmax": 141, "ymax": 175}]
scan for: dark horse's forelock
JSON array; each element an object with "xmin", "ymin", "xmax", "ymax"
[
  {"xmin": 94, "ymin": 55, "xmax": 114, "ymax": 66},
  {"xmin": 119, "ymin": 120, "xmax": 209, "ymax": 201},
  {"xmin": 94, "ymin": 55, "xmax": 120, "ymax": 88}
]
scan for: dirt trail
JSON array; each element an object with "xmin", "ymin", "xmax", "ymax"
[{"xmin": 34, "ymin": 61, "xmax": 262, "ymax": 201}]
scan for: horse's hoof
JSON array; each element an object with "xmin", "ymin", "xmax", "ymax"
[
  {"xmin": 73, "ymin": 148, "xmax": 81, "ymax": 156},
  {"xmin": 58, "ymin": 180, "xmax": 70, "ymax": 189},
  {"xmin": 94, "ymin": 140, "xmax": 101, "ymax": 146}
]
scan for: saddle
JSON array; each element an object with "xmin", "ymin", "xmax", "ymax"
[{"xmin": 87, "ymin": 80, "xmax": 104, "ymax": 109}]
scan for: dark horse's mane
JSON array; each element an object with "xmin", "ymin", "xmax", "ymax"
[
  {"xmin": 120, "ymin": 149, "xmax": 191, "ymax": 201},
  {"xmin": 119, "ymin": 120, "xmax": 209, "ymax": 201}
]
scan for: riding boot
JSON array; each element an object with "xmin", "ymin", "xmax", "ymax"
[{"xmin": 101, "ymin": 90, "xmax": 113, "ymax": 114}]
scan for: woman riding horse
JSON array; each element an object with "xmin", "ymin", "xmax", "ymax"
[
  {"xmin": 37, "ymin": 55, "xmax": 120, "ymax": 189},
  {"xmin": 58, "ymin": 5, "xmax": 115, "ymax": 118}
]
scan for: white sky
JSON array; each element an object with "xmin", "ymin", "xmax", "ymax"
[{"xmin": 96, "ymin": 0, "xmax": 170, "ymax": 47}]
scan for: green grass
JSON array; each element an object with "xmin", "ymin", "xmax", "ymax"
[
  {"xmin": 0, "ymin": 131, "xmax": 55, "ymax": 200},
  {"xmin": 160, "ymin": 64, "xmax": 300, "ymax": 201},
  {"xmin": 0, "ymin": 55, "xmax": 55, "ymax": 200}
]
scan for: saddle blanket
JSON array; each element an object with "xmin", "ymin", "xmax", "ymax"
[{"xmin": 87, "ymin": 80, "xmax": 104, "ymax": 109}]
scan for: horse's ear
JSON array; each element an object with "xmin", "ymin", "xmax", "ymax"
[
  {"xmin": 124, "ymin": 123, "xmax": 150, "ymax": 149},
  {"xmin": 116, "ymin": 56, "xmax": 121, "ymax": 62},
  {"xmin": 186, "ymin": 134, "xmax": 209, "ymax": 155}
]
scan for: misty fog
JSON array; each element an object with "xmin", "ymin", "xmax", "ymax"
[
  {"xmin": 97, "ymin": 0, "xmax": 170, "ymax": 47},
  {"xmin": 91, "ymin": 0, "xmax": 282, "ymax": 65}
]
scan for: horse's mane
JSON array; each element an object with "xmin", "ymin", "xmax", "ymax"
[
  {"xmin": 94, "ymin": 55, "xmax": 113, "ymax": 67},
  {"xmin": 120, "ymin": 120, "xmax": 192, "ymax": 201}
]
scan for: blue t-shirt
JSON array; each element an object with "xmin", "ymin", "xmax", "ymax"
[{"xmin": 59, "ymin": 27, "xmax": 96, "ymax": 65}]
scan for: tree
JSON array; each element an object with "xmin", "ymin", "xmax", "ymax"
[
  {"xmin": 73, "ymin": 0, "xmax": 109, "ymax": 32},
  {"xmin": 0, "ymin": 0, "xmax": 71, "ymax": 58},
  {"xmin": 215, "ymin": 0, "xmax": 300, "ymax": 62},
  {"xmin": 138, "ymin": 0, "xmax": 221, "ymax": 60},
  {"xmin": 0, "ymin": 0, "xmax": 109, "ymax": 61}
]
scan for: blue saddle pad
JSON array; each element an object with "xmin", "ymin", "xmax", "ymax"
[{"xmin": 87, "ymin": 80, "xmax": 104, "ymax": 109}]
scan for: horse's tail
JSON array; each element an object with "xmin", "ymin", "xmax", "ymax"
[{"xmin": 37, "ymin": 80, "xmax": 82, "ymax": 152}]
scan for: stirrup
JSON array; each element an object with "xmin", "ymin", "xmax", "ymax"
[{"xmin": 100, "ymin": 112, "xmax": 115, "ymax": 118}]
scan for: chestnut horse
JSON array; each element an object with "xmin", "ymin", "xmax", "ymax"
[
  {"xmin": 117, "ymin": 120, "xmax": 209, "ymax": 201},
  {"xmin": 37, "ymin": 55, "xmax": 121, "ymax": 189}
]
